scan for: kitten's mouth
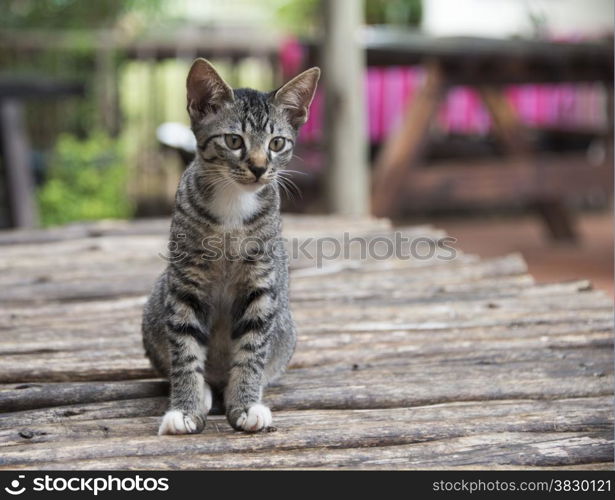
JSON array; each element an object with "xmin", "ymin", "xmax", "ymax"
[{"xmin": 236, "ymin": 178, "xmax": 268, "ymax": 191}]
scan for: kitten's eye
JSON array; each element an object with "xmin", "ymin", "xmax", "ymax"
[
  {"xmin": 224, "ymin": 134, "xmax": 244, "ymax": 150},
  {"xmin": 268, "ymin": 137, "xmax": 286, "ymax": 152}
]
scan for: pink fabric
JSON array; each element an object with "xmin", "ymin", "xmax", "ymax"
[{"xmin": 280, "ymin": 39, "xmax": 609, "ymax": 144}]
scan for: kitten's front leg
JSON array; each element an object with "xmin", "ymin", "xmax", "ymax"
[
  {"xmin": 225, "ymin": 285, "xmax": 276, "ymax": 432},
  {"xmin": 159, "ymin": 298, "xmax": 211, "ymax": 435}
]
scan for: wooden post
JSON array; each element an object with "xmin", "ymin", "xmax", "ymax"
[
  {"xmin": 371, "ymin": 61, "xmax": 443, "ymax": 217},
  {"xmin": 323, "ymin": 0, "xmax": 369, "ymax": 216},
  {"xmin": 0, "ymin": 99, "xmax": 38, "ymax": 228},
  {"xmin": 96, "ymin": 31, "xmax": 119, "ymax": 135},
  {"xmin": 479, "ymin": 87, "xmax": 530, "ymax": 157}
]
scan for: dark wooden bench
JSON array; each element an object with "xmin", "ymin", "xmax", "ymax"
[{"xmin": 307, "ymin": 33, "xmax": 614, "ymax": 241}]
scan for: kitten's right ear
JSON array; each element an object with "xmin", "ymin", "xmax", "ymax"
[
  {"xmin": 273, "ymin": 67, "xmax": 320, "ymax": 128},
  {"xmin": 186, "ymin": 58, "xmax": 234, "ymax": 121}
]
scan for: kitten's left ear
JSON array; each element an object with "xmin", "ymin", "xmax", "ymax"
[
  {"xmin": 273, "ymin": 67, "xmax": 320, "ymax": 128},
  {"xmin": 186, "ymin": 58, "xmax": 234, "ymax": 121}
]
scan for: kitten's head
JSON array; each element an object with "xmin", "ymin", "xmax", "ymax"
[{"xmin": 186, "ymin": 58, "xmax": 320, "ymax": 191}]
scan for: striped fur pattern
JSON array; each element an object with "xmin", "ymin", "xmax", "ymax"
[{"xmin": 142, "ymin": 59, "xmax": 319, "ymax": 435}]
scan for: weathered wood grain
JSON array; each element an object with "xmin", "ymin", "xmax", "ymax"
[
  {"xmin": 1, "ymin": 396, "xmax": 609, "ymax": 447},
  {"xmin": 0, "ymin": 347, "xmax": 611, "ymax": 419},
  {"xmin": 0, "ymin": 397, "xmax": 167, "ymax": 431},
  {"xmin": 1, "ymin": 311, "xmax": 610, "ymax": 362},
  {"xmin": 0, "ymin": 398, "xmax": 611, "ymax": 467},
  {"xmin": 0, "ymin": 278, "xmax": 605, "ymax": 340},
  {"xmin": 0, "ymin": 322, "xmax": 611, "ymax": 383},
  {"xmin": 5, "ymin": 432, "xmax": 613, "ymax": 470},
  {"xmin": 0, "ymin": 215, "xmax": 392, "ymax": 246},
  {"xmin": 0, "ymin": 217, "xmax": 612, "ymax": 469},
  {"xmin": 0, "ymin": 380, "xmax": 167, "ymax": 413},
  {"xmin": 0, "ymin": 228, "xmax": 456, "ymax": 303}
]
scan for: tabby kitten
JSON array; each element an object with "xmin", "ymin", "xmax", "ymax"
[{"xmin": 142, "ymin": 59, "xmax": 319, "ymax": 435}]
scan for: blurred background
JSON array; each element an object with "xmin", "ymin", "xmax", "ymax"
[{"xmin": 0, "ymin": 0, "xmax": 612, "ymax": 293}]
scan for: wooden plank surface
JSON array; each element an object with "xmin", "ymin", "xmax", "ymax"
[{"xmin": 0, "ymin": 215, "xmax": 612, "ymax": 470}]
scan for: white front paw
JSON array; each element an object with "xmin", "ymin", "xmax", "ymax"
[
  {"xmin": 234, "ymin": 404, "xmax": 272, "ymax": 432},
  {"xmin": 158, "ymin": 410, "xmax": 204, "ymax": 435}
]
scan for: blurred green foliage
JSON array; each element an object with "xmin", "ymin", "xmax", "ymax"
[
  {"xmin": 5, "ymin": 0, "xmax": 423, "ymax": 225},
  {"xmin": 276, "ymin": 0, "xmax": 422, "ymax": 34},
  {"xmin": 1, "ymin": 0, "xmax": 165, "ymax": 140},
  {"xmin": 365, "ymin": 0, "xmax": 422, "ymax": 26},
  {"xmin": 275, "ymin": 0, "xmax": 320, "ymax": 35},
  {"xmin": 37, "ymin": 132, "xmax": 133, "ymax": 227},
  {"xmin": 0, "ymin": 0, "xmax": 162, "ymax": 29}
]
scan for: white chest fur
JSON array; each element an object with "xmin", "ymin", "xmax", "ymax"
[{"xmin": 207, "ymin": 182, "xmax": 261, "ymax": 230}]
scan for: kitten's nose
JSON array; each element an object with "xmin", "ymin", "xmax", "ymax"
[{"xmin": 248, "ymin": 165, "xmax": 267, "ymax": 180}]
